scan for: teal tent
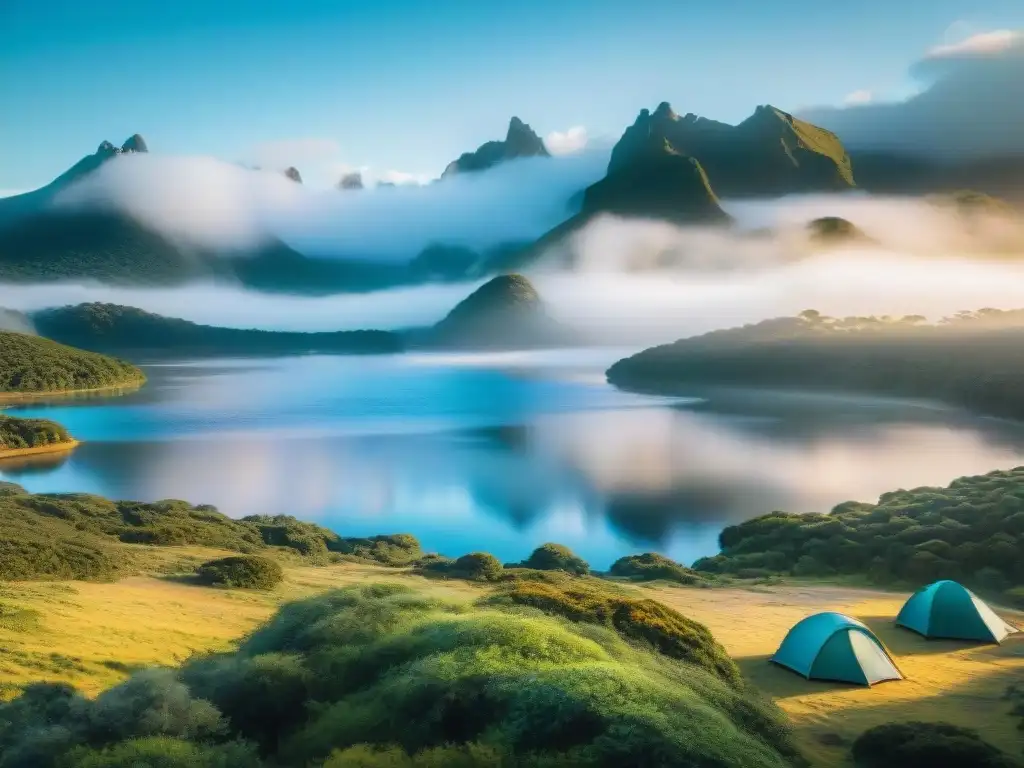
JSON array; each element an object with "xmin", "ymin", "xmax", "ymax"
[
  {"xmin": 771, "ymin": 612, "xmax": 902, "ymax": 686},
  {"xmin": 896, "ymin": 580, "xmax": 1019, "ymax": 643}
]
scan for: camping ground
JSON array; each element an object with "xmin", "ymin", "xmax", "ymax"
[{"xmin": 1, "ymin": 549, "xmax": 1022, "ymax": 768}]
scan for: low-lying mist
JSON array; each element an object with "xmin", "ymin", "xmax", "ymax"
[
  {"xmin": 11, "ymin": 153, "xmax": 1024, "ymax": 348},
  {"xmin": 53, "ymin": 151, "xmax": 611, "ymax": 258},
  {"xmin": 5, "ymin": 248, "xmax": 1024, "ymax": 348}
]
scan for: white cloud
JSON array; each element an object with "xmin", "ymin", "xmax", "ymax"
[
  {"xmin": 842, "ymin": 90, "xmax": 873, "ymax": 106},
  {"xmin": 544, "ymin": 126, "xmax": 589, "ymax": 156},
  {"xmin": 799, "ymin": 28, "xmax": 1024, "ymax": 159},
  {"xmin": 52, "ymin": 148, "xmax": 610, "ymax": 258},
  {"xmin": 925, "ymin": 29, "xmax": 1021, "ymax": 60},
  {"xmin": 246, "ymin": 137, "xmax": 342, "ymax": 170},
  {"xmin": 375, "ymin": 169, "xmax": 432, "ymax": 186}
]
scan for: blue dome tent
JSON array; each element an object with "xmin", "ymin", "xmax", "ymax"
[
  {"xmin": 896, "ymin": 580, "xmax": 1019, "ymax": 643},
  {"xmin": 771, "ymin": 612, "xmax": 902, "ymax": 686}
]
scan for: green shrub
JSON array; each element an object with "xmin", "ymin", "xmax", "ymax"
[
  {"xmin": 489, "ymin": 580, "xmax": 740, "ymax": 686},
  {"xmin": 0, "ymin": 671, "xmax": 227, "ymax": 768},
  {"xmin": 322, "ymin": 742, "xmax": 508, "ymax": 767},
  {"xmin": 196, "ymin": 556, "xmax": 283, "ymax": 590},
  {"xmin": 0, "ymin": 485, "xmax": 423, "ymax": 581},
  {"xmin": 0, "ymin": 584, "xmax": 802, "ymax": 768},
  {"xmin": 608, "ymin": 552, "xmax": 703, "ymax": 584},
  {"xmin": 452, "ymin": 552, "xmax": 503, "ymax": 581},
  {"xmin": 328, "ymin": 533, "xmax": 424, "ymax": 566},
  {"xmin": 1005, "ymin": 586, "xmax": 1024, "ymax": 608},
  {"xmin": 691, "ymin": 468, "xmax": 1024, "ymax": 590},
  {"xmin": 62, "ymin": 737, "xmax": 260, "ymax": 768},
  {"xmin": 419, "ymin": 552, "xmax": 503, "ymax": 582},
  {"xmin": 851, "ymin": 722, "xmax": 1020, "ymax": 768},
  {"xmin": 0, "ymin": 415, "xmax": 73, "ymax": 451},
  {"xmin": 517, "ymin": 543, "xmax": 589, "ymax": 575}
]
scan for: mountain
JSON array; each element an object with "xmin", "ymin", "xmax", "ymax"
[
  {"xmin": 441, "ymin": 117, "xmax": 549, "ymax": 177},
  {"xmin": 338, "ymin": 172, "xmax": 364, "ymax": 190},
  {"xmin": 580, "ymin": 135, "xmax": 729, "ymax": 224},
  {"xmin": 32, "ymin": 303, "xmax": 403, "ymax": 359},
  {"xmin": 427, "ymin": 274, "xmax": 576, "ymax": 349},
  {"xmin": 0, "ymin": 137, "xmax": 419, "ymax": 293},
  {"xmin": 610, "ymin": 102, "xmax": 854, "ymax": 198}
]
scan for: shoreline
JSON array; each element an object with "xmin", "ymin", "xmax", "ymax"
[
  {"xmin": 0, "ymin": 439, "xmax": 80, "ymax": 460},
  {"xmin": 0, "ymin": 379, "xmax": 145, "ymax": 403}
]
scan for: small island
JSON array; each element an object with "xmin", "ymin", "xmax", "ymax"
[
  {"xmin": 0, "ymin": 413, "xmax": 78, "ymax": 460},
  {"xmin": 0, "ymin": 329, "xmax": 145, "ymax": 398},
  {"xmin": 606, "ymin": 308, "xmax": 1024, "ymax": 422}
]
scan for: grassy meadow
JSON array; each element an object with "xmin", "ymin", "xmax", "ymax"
[{"xmin": 1, "ymin": 539, "xmax": 1021, "ymax": 766}]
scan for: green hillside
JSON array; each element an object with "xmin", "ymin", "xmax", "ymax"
[
  {"xmin": 33, "ymin": 303, "xmax": 403, "ymax": 358},
  {"xmin": 0, "ymin": 330, "xmax": 145, "ymax": 395}
]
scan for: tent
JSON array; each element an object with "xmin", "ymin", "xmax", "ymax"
[
  {"xmin": 771, "ymin": 612, "xmax": 902, "ymax": 686},
  {"xmin": 896, "ymin": 580, "xmax": 1019, "ymax": 643}
]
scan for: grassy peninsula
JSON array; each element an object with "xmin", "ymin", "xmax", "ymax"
[
  {"xmin": 0, "ymin": 414, "xmax": 77, "ymax": 460},
  {"xmin": 0, "ymin": 330, "xmax": 145, "ymax": 397},
  {"xmin": 607, "ymin": 309, "xmax": 1024, "ymax": 421},
  {"xmin": 32, "ymin": 303, "xmax": 403, "ymax": 359}
]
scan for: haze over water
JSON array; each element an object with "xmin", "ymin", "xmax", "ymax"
[{"xmin": 5, "ymin": 349, "xmax": 1024, "ymax": 570}]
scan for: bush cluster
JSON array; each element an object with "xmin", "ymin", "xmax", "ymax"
[
  {"xmin": 512, "ymin": 543, "xmax": 590, "ymax": 575},
  {"xmin": 694, "ymin": 467, "xmax": 1024, "ymax": 592},
  {"xmin": 609, "ymin": 552, "xmax": 705, "ymax": 584},
  {"xmin": 0, "ymin": 415, "xmax": 73, "ymax": 451},
  {"xmin": 0, "ymin": 483, "xmax": 422, "ymax": 581},
  {"xmin": 851, "ymin": 721, "xmax": 1020, "ymax": 768},
  {"xmin": 490, "ymin": 581, "xmax": 740, "ymax": 686},
  {"xmin": 0, "ymin": 583, "xmax": 802, "ymax": 767},
  {"xmin": 196, "ymin": 556, "xmax": 283, "ymax": 590},
  {"xmin": 420, "ymin": 552, "xmax": 504, "ymax": 581}
]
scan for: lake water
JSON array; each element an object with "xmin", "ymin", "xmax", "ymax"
[{"xmin": 5, "ymin": 349, "xmax": 1024, "ymax": 569}]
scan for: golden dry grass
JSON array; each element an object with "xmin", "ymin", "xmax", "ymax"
[
  {"xmin": 647, "ymin": 581, "xmax": 1024, "ymax": 767},
  {"xmin": 0, "ymin": 546, "xmax": 480, "ymax": 698},
  {"xmin": 3, "ymin": 551, "xmax": 1023, "ymax": 767},
  {"xmin": 0, "ymin": 439, "xmax": 79, "ymax": 460}
]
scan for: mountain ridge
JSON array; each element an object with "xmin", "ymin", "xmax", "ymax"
[{"xmin": 442, "ymin": 116, "xmax": 550, "ymax": 177}]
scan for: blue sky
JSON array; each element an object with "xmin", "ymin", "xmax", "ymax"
[{"xmin": 2, "ymin": 0, "xmax": 1023, "ymax": 191}]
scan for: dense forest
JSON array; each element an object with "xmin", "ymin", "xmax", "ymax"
[
  {"xmin": 0, "ymin": 415, "xmax": 73, "ymax": 452},
  {"xmin": 0, "ymin": 481, "xmax": 422, "ymax": 581},
  {"xmin": 694, "ymin": 467, "xmax": 1024, "ymax": 600},
  {"xmin": 0, "ymin": 331, "xmax": 145, "ymax": 394},
  {"xmin": 32, "ymin": 303, "xmax": 403, "ymax": 359},
  {"xmin": 607, "ymin": 309, "xmax": 1024, "ymax": 421},
  {"xmin": 0, "ymin": 581, "xmax": 805, "ymax": 768}
]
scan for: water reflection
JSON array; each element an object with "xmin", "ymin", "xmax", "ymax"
[{"xmin": 4, "ymin": 353, "xmax": 1024, "ymax": 568}]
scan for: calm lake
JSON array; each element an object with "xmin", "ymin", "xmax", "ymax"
[{"xmin": 5, "ymin": 349, "xmax": 1024, "ymax": 569}]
